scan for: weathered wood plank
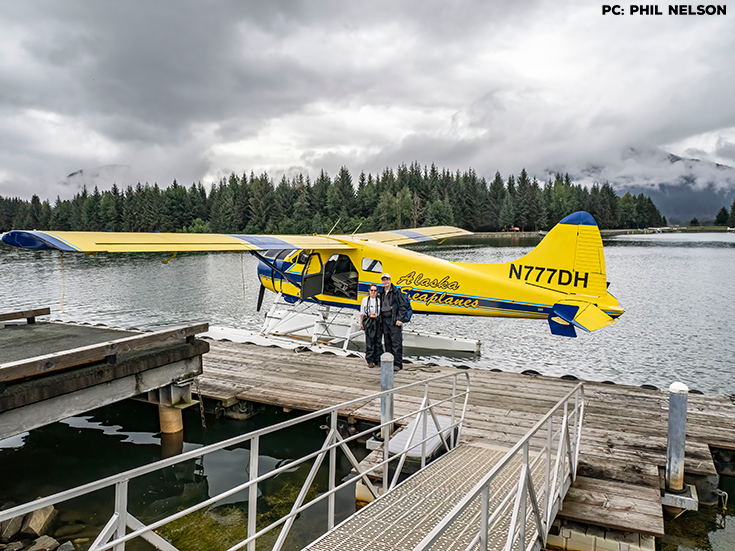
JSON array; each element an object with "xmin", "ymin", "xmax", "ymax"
[
  {"xmin": 0, "ymin": 340, "xmax": 208, "ymax": 412},
  {"xmin": 559, "ymin": 484, "xmax": 665, "ymax": 537},
  {"xmin": 0, "ymin": 307, "xmax": 51, "ymax": 323},
  {"xmin": 0, "ymin": 323, "xmax": 209, "ymax": 382}
]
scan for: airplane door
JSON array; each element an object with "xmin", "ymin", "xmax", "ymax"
[{"xmin": 301, "ymin": 252, "xmax": 324, "ymax": 299}]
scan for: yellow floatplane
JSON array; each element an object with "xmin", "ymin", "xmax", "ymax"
[{"xmin": 2, "ymin": 211, "xmax": 622, "ymax": 340}]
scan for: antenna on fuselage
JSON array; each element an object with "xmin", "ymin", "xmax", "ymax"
[
  {"xmin": 326, "ymin": 218, "xmax": 341, "ymax": 236},
  {"xmin": 351, "ymin": 222, "xmax": 363, "ymax": 236}
]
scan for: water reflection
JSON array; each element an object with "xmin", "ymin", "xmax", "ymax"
[{"xmin": 0, "ymin": 400, "xmax": 366, "ymax": 551}]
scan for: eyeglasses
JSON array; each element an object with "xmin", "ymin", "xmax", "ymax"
[{"xmin": 369, "ymin": 289, "xmax": 378, "ymax": 292}]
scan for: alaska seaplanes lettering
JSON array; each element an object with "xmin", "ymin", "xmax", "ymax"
[
  {"xmin": 509, "ymin": 264, "xmax": 589, "ymax": 288},
  {"xmin": 397, "ymin": 271, "xmax": 479, "ymax": 309}
]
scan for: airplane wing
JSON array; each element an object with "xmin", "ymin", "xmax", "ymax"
[
  {"xmin": 350, "ymin": 226, "xmax": 472, "ymax": 246},
  {"xmin": 2, "ymin": 226, "xmax": 472, "ymax": 253},
  {"xmin": 0, "ymin": 230, "xmax": 353, "ymax": 253}
]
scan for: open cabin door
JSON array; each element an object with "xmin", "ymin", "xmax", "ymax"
[{"xmin": 301, "ymin": 252, "xmax": 324, "ymax": 299}]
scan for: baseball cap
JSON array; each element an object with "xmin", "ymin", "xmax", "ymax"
[{"xmin": 381, "ymin": 273, "xmax": 391, "ymax": 280}]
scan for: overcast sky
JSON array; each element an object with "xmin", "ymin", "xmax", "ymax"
[{"xmin": 1, "ymin": 1, "xmax": 733, "ymax": 201}]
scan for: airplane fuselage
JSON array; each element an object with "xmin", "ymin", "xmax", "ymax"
[{"xmin": 257, "ymin": 235, "xmax": 624, "ymax": 321}]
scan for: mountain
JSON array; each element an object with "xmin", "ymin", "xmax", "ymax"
[{"xmin": 549, "ymin": 147, "xmax": 735, "ymax": 225}]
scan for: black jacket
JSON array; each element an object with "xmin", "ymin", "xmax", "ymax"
[{"xmin": 379, "ymin": 284, "xmax": 409, "ymax": 325}]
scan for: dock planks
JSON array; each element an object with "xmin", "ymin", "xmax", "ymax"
[{"xmin": 198, "ymin": 340, "xmax": 735, "ymax": 538}]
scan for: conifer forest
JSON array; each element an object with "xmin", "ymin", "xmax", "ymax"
[{"xmin": 0, "ymin": 163, "xmax": 667, "ymax": 234}]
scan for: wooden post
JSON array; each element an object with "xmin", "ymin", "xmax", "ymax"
[{"xmin": 159, "ymin": 404, "xmax": 183, "ymax": 434}]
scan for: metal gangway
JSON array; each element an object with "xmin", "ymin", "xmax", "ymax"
[{"xmin": 0, "ymin": 374, "xmax": 583, "ymax": 551}]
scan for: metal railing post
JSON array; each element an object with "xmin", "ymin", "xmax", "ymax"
[
  {"xmin": 113, "ymin": 479, "xmax": 128, "ymax": 551},
  {"xmin": 519, "ymin": 443, "xmax": 528, "ymax": 549},
  {"xmin": 480, "ymin": 484, "xmax": 489, "ymax": 551},
  {"xmin": 248, "ymin": 436, "xmax": 259, "ymax": 551},
  {"xmin": 544, "ymin": 416, "xmax": 552, "ymax": 526},
  {"xmin": 328, "ymin": 411, "xmax": 337, "ymax": 530},
  {"xmin": 450, "ymin": 376, "xmax": 457, "ymax": 449},
  {"xmin": 666, "ymin": 382, "xmax": 689, "ymax": 492},
  {"xmin": 381, "ymin": 352, "xmax": 394, "ymax": 493},
  {"xmin": 421, "ymin": 384, "xmax": 429, "ymax": 469}
]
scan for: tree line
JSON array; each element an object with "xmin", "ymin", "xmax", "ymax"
[
  {"xmin": 713, "ymin": 199, "xmax": 735, "ymax": 227},
  {"xmin": 0, "ymin": 163, "xmax": 667, "ymax": 235}
]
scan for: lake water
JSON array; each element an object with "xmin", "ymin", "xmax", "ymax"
[
  {"xmin": 2, "ymin": 232, "xmax": 734, "ymax": 394},
  {"xmin": 1, "ymin": 232, "xmax": 734, "ymax": 549}
]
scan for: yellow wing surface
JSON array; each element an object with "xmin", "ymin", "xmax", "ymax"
[{"xmin": 0, "ymin": 226, "xmax": 471, "ymax": 253}]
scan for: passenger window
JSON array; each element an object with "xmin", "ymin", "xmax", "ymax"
[{"xmin": 361, "ymin": 258, "xmax": 383, "ymax": 273}]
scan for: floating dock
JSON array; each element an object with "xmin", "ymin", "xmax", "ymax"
[{"xmin": 198, "ymin": 338, "xmax": 735, "ymax": 544}]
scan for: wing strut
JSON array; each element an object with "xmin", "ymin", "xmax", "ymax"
[{"xmin": 249, "ymin": 251, "xmax": 302, "ymax": 289}]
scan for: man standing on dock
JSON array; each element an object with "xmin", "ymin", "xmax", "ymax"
[{"xmin": 379, "ymin": 274, "xmax": 409, "ymax": 372}]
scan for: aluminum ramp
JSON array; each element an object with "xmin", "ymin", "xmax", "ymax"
[{"xmin": 306, "ymin": 442, "xmax": 548, "ymax": 551}]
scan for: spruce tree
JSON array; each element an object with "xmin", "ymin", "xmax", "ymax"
[{"xmin": 715, "ymin": 206, "xmax": 729, "ymax": 226}]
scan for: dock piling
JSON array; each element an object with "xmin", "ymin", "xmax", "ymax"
[
  {"xmin": 380, "ymin": 352, "xmax": 394, "ymax": 440},
  {"xmin": 666, "ymin": 382, "xmax": 689, "ymax": 492}
]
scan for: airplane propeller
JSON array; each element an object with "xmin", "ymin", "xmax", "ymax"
[{"xmin": 257, "ymin": 283, "xmax": 266, "ymax": 312}]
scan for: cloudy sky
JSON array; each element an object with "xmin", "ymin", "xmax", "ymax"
[{"xmin": 1, "ymin": 0, "xmax": 734, "ymax": 201}]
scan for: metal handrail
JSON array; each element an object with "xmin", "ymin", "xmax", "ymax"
[
  {"xmin": 0, "ymin": 371, "xmax": 471, "ymax": 551},
  {"xmin": 413, "ymin": 382, "xmax": 584, "ymax": 551}
]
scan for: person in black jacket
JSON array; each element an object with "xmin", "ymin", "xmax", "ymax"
[{"xmin": 378, "ymin": 273, "xmax": 408, "ymax": 371}]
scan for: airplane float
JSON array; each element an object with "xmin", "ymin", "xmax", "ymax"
[{"xmin": 1, "ymin": 211, "xmax": 623, "ymax": 340}]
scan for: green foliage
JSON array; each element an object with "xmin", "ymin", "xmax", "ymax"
[
  {"xmin": 689, "ymin": 217, "xmax": 700, "ymax": 226},
  {"xmin": 729, "ymin": 197, "xmax": 735, "ymax": 227},
  {"xmin": 0, "ymin": 164, "xmax": 668, "ymax": 235},
  {"xmin": 714, "ymin": 206, "xmax": 729, "ymax": 226}
]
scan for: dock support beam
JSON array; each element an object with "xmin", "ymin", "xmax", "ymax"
[{"xmin": 666, "ymin": 382, "xmax": 688, "ymax": 492}]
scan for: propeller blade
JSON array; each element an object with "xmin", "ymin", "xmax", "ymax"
[{"xmin": 257, "ymin": 284, "xmax": 266, "ymax": 312}]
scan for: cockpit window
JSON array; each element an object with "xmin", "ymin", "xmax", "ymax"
[{"xmin": 361, "ymin": 258, "xmax": 383, "ymax": 273}]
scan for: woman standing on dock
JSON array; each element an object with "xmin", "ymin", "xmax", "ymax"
[{"xmin": 360, "ymin": 285, "xmax": 383, "ymax": 368}]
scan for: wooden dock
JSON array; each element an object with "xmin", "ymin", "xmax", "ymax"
[
  {"xmin": 198, "ymin": 339, "xmax": 735, "ymax": 540},
  {"xmin": 0, "ymin": 310, "xmax": 209, "ymax": 440}
]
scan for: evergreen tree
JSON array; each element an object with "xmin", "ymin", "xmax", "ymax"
[
  {"xmin": 247, "ymin": 173, "xmax": 275, "ymax": 233},
  {"xmin": 715, "ymin": 206, "xmax": 729, "ymax": 226},
  {"xmin": 728, "ymin": 197, "xmax": 735, "ymax": 227},
  {"xmin": 498, "ymin": 192, "xmax": 515, "ymax": 229},
  {"xmin": 424, "ymin": 198, "xmax": 454, "ymax": 226},
  {"xmin": 487, "ymin": 172, "xmax": 505, "ymax": 231}
]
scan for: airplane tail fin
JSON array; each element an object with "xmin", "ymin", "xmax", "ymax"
[
  {"xmin": 512, "ymin": 211, "xmax": 609, "ymax": 298},
  {"xmin": 510, "ymin": 211, "xmax": 621, "ymax": 337}
]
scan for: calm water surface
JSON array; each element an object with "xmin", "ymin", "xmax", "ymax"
[
  {"xmin": 1, "ymin": 233, "xmax": 734, "ymax": 550},
  {"xmin": 1, "ymin": 232, "xmax": 734, "ymax": 393}
]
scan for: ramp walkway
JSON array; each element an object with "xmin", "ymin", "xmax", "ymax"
[{"xmin": 308, "ymin": 443, "xmax": 542, "ymax": 551}]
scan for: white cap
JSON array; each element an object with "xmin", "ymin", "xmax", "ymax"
[
  {"xmin": 669, "ymin": 382, "xmax": 689, "ymax": 394},
  {"xmin": 381, "ymin": 273, "xmax": 391, "ymax": 280}
]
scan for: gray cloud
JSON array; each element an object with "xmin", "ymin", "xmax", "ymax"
[{"xmin": 1, "ymin": 0, "xmax": 734, "ymax": 202}]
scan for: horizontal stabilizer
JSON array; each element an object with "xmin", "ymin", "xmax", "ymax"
[{"xmin": 549, "ymin": 300, "xmax": 616, "ymax": 337}]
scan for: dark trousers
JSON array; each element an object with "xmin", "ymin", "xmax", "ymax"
[
  {"xmin": 364, "ymin": 317, "xmax": 383, "ymax": 365},
  {"xmin": 381, "ymin": 314, "xmax": 403, "ymax": 369}
]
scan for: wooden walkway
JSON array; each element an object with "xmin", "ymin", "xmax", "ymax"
[{"xmin": 198, "ymin": 340, "xmax": 735, "ymax": 538}]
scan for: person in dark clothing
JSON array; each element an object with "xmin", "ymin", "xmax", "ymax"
[
  {"xmin": 359, "ymin": 285, "xmax": 383, "ymax": 367},
  {"xmin": 379, "ymin": 273, "xmax": 408, "ymax": 371}
]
